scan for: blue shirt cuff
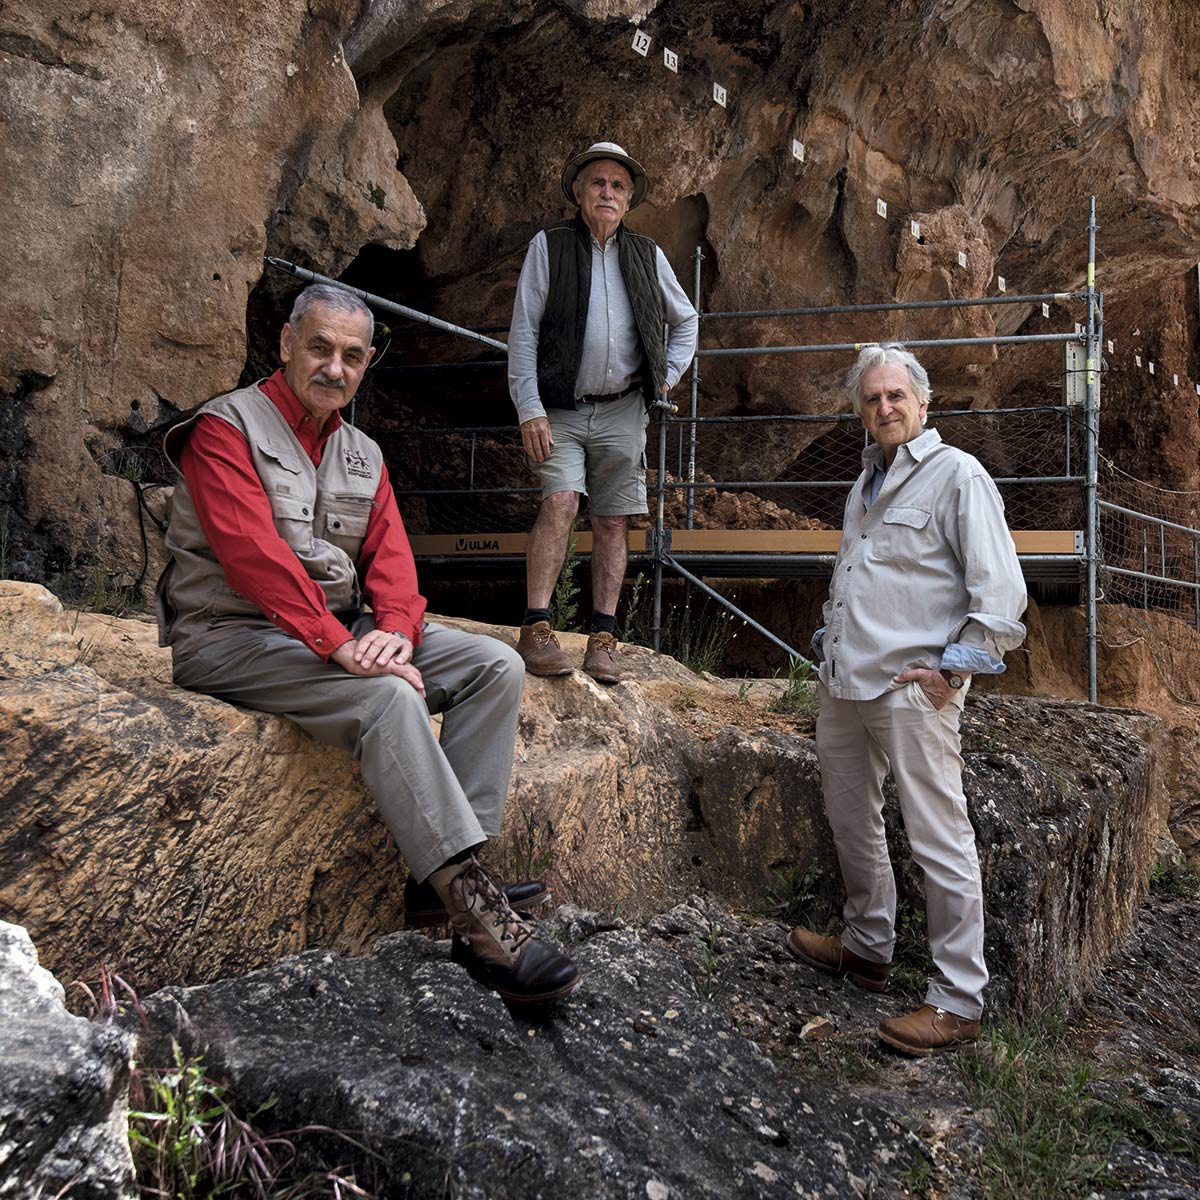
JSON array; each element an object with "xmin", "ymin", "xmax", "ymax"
[{"xmin": 940, "ymin": 643, "xmax": 1006, "ymax": 675}]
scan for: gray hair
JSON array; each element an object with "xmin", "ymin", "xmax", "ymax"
[
  {"xmin": 288, "ymin": 283, "xmax": 375, "ymax": 343},
  {"xmin": 845, "ymin": 343, "xmax": 931, "ymax": 420}
]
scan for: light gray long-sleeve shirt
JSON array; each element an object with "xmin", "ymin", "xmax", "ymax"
[
  {"xmin": 507, "ymin": 227, "xmax": 699, "ymax": 425},
  {"xmin": 818, "ymin": 427, "xmax": 1028, "ymax": 701}
]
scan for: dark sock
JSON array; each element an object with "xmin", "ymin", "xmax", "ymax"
[
  {"xmin": 589, "ymin": 611, "xmax": 616, "ymax": 635},
  {"xmin": 523, "ymin": 607, "xmax": 551, "ymax": 627}
]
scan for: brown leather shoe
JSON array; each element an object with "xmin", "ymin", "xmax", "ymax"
[
  {"xmin": 786, "ymin": 927, "xmax": 890, "ymax": 993},
  {"xmin": 517, "ymin": 621, "xmax": 573, "ymax": 676},
  {"xmin": 583, "ymin": 631, "xmax": 621, "ymax": 683},
  {"xmin": 878, "ymin": 1004, "xmax": 981, "ymax": 1056}
]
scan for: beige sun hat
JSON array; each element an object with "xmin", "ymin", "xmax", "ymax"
[{"xmin": 560, "ymin": 141, "xmax": 650, "ymax": 209}]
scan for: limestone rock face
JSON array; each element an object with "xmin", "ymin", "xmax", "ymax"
[
  {"xmin": 0, "ymin": 921, "xmax": 136, "ymax": 1200},
  {"xmin": 3, "ymin": 0, "xmax": 1200, "ymax": 595},
  {"xmin": 0, "ymin": 0, "xmax": 422, "ymax": 591},
  {"xmin": 0, "ymin": 583, "xmax": 1167, "ymax": 1019}
]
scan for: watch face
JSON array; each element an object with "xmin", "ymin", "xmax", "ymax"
[{"xmin": 948, "ymin": 674, "xmax": 964, "ymax": 689}]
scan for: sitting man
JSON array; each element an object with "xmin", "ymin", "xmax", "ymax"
[
  {"xmin": 507, "ymin": 141, "xmax": 698, "ymax": 683},
  {"xmin": 789, "ymin": 343, "xmax": 1027, "ymax": 1054},
  {"xmin": 156, "ymin": 282, "xmax": 579, "ymax": 1006}
]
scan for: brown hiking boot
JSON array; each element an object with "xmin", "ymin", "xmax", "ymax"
[
  {"xmin": 516, "ymin": 621, "xmax": 573, "ymax": 676},
  {"xmin": 427, "ymin": 856, "xmax": 580, "ymax": 1006},
  {"xmin": 583, "ymin": 631, "xmax": 621, "ymax": 683},
  {"xmin": 878, "ymin": 1004, "xmax": 981, "ymax": 1056},
  {"xmin": 786, "ymin": 927, "xmax": 890, "ymax": 993}
]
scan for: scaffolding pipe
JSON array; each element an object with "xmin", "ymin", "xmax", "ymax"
[
  {"xmin": 1096, "ymin": 500, "xmax": 1200, "ymax": 537},
  {"xmin": 697, "ymin": 332, "xmax": 1081, "ymax": 359},
  {"xmin": 687, "ymin": 246, "xmax": 703, "ymax": 531},
  {"xmin": 1104, "ymin": 563, "xmax": 1200, "ymax": 593},
  {"xmin": 1085, "ymin": 197, "xmax": 1100, "ymax": 702},
  {"xmin": 662, "ymin": 404, "xmax": 1072, "ymax": 423},
  {"xmin": 662, "ymin": 554, "xmax": 807, "ymax": 663},
  {"xmin": 702, "ymin": 292, "xmax": 1083, "ymax": 320},
  {"xmin": 265, "ymin": 258, "xmax": 511, "ymax": 353}
]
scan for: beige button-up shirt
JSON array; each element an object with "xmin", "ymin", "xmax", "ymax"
[{"xmin": 818, "ymin": 427, "xmax": 1027, "ymax": 700}]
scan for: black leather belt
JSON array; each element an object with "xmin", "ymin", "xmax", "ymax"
[{"xmin": 578, "ymin": 379, "xmax": 642, "ymax": 404}]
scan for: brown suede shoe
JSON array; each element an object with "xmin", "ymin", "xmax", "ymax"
[
  {"xmin": 786, "ymin": 927, "xmax": 890, "ymax": 993},
  {"xmin": 516, "ymin": 621, "xmax": 573, "ymax": 676},
  {"xmin": 878, "ymin": 1004, "xmax": 981, "ymax": 1056},
  {"xmin": 583, "ymin": 631, "xmax": 621, "ymax": 683}
]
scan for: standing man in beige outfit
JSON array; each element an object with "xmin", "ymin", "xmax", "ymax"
[
  {"xmin": 788, "ymin": 343, "xmax": 1027, "ymax": 1054},
  {"xmin": 507, "ymin": 141, "xmax": 698, "ymax": 683},
  {"xmin": 157, "ymin": 283, "xmax": 579, "ymax": 1008}
]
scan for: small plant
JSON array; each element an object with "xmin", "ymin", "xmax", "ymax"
[
  {"xmin": 619, "ymin": 576, "xmax": 743, "ymax": 675},
  {"xmin": 672, "ymin": 688, "xmax": 698, "ymax": 713},
  {"xmin": 510, "ymin": 805, "xmax": 555, "ymax": 883},
  {"xmin": 549, "ymin": 531, "xmax": 582, "ymax": 632},
  {"xmin": 769, "ymin": 655, "xmax": 818, "ymax": 719},
  {"xmin": 367, "ymin": 183, "xmax": 386, "ymax": 211},
  {"xmin": 962, "ymin": 732, "xmax": 1009, "ymax": 754},
  {"xmin": 762, "ymin": 861, "xmax": 836, "ymax": 931},
  {"xmin": 896, "ymin": 1153, "xmax": 934, "ymax": 1197},
  {"xmin": 958, "ymin": 1016, "xmax": 1200, "ymax": 1199},
  {"xmin": 889, "ymin": 898, "xmax": 935, "ymax": 998},
  {"xmin": 129, "ymin": 1042, "xmax": 377, "ymax": 1199},
  {"xmin": 696, "ymin": 921, "xmax": 724, "ymax": 1004},
  {"xmin": 736, "ymin": 679, "xmax": 753, "ymax": 702},
  {"xmin": 1149, "ymin": 860, "xmax": 1200, "ymax": 899}
]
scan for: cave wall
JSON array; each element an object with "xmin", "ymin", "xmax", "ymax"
[{"xmin": 1, "ymin": 0, "xmax": 1198, "ymax": 596}]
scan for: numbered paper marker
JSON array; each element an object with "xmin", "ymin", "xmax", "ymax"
[
  {"xmin": 875, "ymin": 198, "xmax": 887, "ymax": 219},
  {"xmin": 957, "ymin": 251, "xmax": 968, "ymax": 268},
  {"xmin": 712, "ymin": 82, "xmax": 727, "ymax": 107},
  {"xmin": 663, "ymin": 47, "xmax": 678, "ymax": 72},
  {"xmin": 631, "ymin": 29, "xmax": 651, "ymax": 56},
  {"xmin": 910, "ymin": 219, "xmax": 921, "ymax": 238},
  {"xmin": 791, "ymin": 139, "xmax": 805, "ymax": 162},
  {"xmin": 1149, "ymin": 362, "xmax": 1156, "ymax": 375},
  {"xmin": 997, "ymin": 276, "xmax": 1006, "ymax": 293},
  {"xmin": 1174, "ymin": 373, "xmax": 1179, "ymax": 385},
  {"xmin": 1135, "ymin": 354, "xmax": 1142, "ymax": 367},
  {"xmin": 1107, "ymin": 339, "xmax": 1114, "ymax": 353},
  {"xmin": 1042, "ymin": 303, "xmax": 1051, "ymax": 318}
]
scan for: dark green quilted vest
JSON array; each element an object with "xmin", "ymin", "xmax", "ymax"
[{"xmin": 535, "ymin": 214, "xmax": 667, "ymax": 411}]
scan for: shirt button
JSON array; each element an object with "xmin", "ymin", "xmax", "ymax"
[
  {"xmin": 333, "ymin": 520, "xmax": 341, "ymax": 529},
  {"xmin": 846, "ymin": 565, "xmax": 853, "ymax": 572},
  {"xmin": 833, "ymin": 637, "xmax": 839, "ymax": 643},
  {"xmin": 316, "ymin": 638, "xmax": 323, "ymax": 645},
  {"xmin": 860, "ymin": 533, "xmax": 867, "ymax": 539},
  {"xmin": 836, "ymin": 601, "xmax": 843, "ymax": 608},
  {"xmin": 302, "ymin": 507, "xmax": 309, "ymax": 515}
]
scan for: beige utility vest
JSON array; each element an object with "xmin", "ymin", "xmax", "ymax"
[{"xmin": 157, "ymin": 383, "xmax": 383, "ymax": 653}]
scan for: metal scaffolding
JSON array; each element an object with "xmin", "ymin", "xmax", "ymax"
[{"xmin": 267, "ymin": 198, "xmax": 1109, "ymax": 698}]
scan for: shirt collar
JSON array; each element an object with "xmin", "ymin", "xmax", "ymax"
[
  {"xmin": 258, "ymin": 368, "xmax": 343, "ymax": 440},
  {"xmin": 862, "ymin": 425, "xmax": 942, "ymax": 470}
]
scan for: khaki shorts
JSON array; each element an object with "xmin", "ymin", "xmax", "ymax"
[{"xmin": 531, "ymin": 391, "xmax": 649, "ymax": 516}]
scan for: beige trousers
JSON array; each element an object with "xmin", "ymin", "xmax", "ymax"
[
  {"xmin": 172, "ymin": 619, "xmax": 524, "ymax": 883},
  {"xmin": 815, "ymin": 680, "xmax": 987, "ymax": 1019}
]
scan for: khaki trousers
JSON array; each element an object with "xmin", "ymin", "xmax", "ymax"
[
  {"xmin": 816, "ymin": 681, "xmax": 987, "ymax": 1019},
  {"xmin": 172, "ymin": 619, "xmax": 524, "ymax": 883}
]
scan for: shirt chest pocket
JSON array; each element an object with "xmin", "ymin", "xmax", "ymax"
[
  {"xmin": 268, "ymin": 493, "xmax": 317, "ymax": 551},
  {"xmin": 871, "ymin": 505, "xmax": 933, "ymax": 565}
]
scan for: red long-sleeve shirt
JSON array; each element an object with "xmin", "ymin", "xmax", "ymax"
[{"xmin": 177, "ymin": 369, "xmax": 427, "ymax": 659}]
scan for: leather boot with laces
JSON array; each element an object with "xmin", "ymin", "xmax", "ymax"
[
  {"xmin": 516, "ymin": 621, "xmax": 574, "ymax": 676},
  {"xmin": 583, "ymin": 631, "xmax": 621, "ymax": 683},
  {"xmin": 403, "ymin": 873, "xmax": 550, "ymax": 928},
  {"xmin": 427, "ymin": 856, "xmax": 580, "ymax": 1006}
]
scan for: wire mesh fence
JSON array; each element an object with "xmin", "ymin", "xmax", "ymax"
[
  {"xmin": 382, "ymin": 405, "xmax": 1087, "ymax": 538},
  {"xmin": 1098, "ymin": 459, "xmax": 1200, "ymax": 632}
]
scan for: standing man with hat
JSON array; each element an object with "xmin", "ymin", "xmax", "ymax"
[{"xmin": 507, "ymin": 141, "xmax": 698, "ymax": 683}]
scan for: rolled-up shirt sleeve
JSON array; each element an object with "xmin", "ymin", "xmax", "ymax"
[
  {"xmin": 656, "ymin": 246, "xmax": 699, "ymax": 390},
  {"xmin": 507, "ymin": 231, "xmax": 550, "ymax": 426},
  {"xmin": 946, "ymin": 472, "xmax": 1028, "ymax": 662}
]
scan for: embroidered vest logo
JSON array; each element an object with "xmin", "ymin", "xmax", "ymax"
[{"xmin": 343, "ymin": 448, "xmax": 373, "ymax": 479}]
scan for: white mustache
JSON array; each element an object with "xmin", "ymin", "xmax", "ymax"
[{"xmin": 310, "ymin": 372, "xmax": 346, "ymax": 389}]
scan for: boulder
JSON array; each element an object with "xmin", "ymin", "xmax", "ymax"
[
  {"xmin": 0, "ymin": 921, "xmax": 136, "ymax": 1200},
  {"xmin": 131, "ymin": 903, "xmax": 926, "ymax": 1200},
  {"xmin": 0, "ymin": 582, "xmax": 1169, "ymax": 1018}
]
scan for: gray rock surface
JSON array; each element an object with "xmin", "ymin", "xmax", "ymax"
[
  {"xmin": 0, "ymin": 921, "xmax": 136, "ymax": 1200},
  {"xmin": 135, "ymin": 908, "xmax": 925, "ymax": 1199}
]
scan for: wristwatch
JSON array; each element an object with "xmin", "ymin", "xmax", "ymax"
[{"xmin": 940, "ymin": 670, "xmax": 965, "ymax": 689}]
